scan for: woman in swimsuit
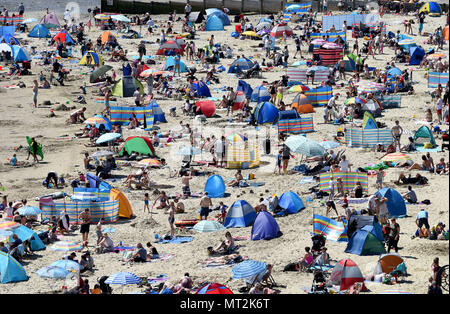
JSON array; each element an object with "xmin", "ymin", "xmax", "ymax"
[
  {"xmin": 154, "ymin": 191, "xmax": 169, "ymax": 209},
  {"xmin": 408, "ymin": 155, "xmax": 434, "ymax": 172},
  {"xmin": 168, "ymin": 202, "xmax": 175, "ymax": 237}
]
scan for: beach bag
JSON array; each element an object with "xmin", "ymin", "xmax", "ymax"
[
  {"xmin": 424, "ymin": 142, "xmax": 433, "ymax": 149},
  {"xmin": 238, "ymin": 180, "xmax": 249, "ymax": 187}
]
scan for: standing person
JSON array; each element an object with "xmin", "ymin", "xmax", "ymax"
[
  {"xmin": 274, "ymin": 149, "xmax": 282, "ymax": 175},
  {"xmin": 32, "ymin": 80, "xmax": 38, "ymax": 108},
  {"xmin": 281, "ymin": 143, "xmax": 291, "ymax": 175},
  {"xmin": 338, "ymin": 58, "xmax": 346, "ymax": 80},
  {"xmin": 339, "ymin": 155, "xmax": 351, "ymax": 172},
  {"xmin": 415, "ymin": 208, "xmax": 431, "ymax": 236},
  {"xmin": 391, "ymin": 120, "xmax": 403, "ymax": 152},
  {"xmin": 143, "ymin": 193, "xmax": 150, "ymax": 213},
  {"xmin": 146, "ymin": 73, "xmax": 154, "ymax": 96},
  {"xmin": 27, "ymin": 137, "xmax": 39, "ymax": 163},
  {"xmin": 184, "ymin": 1, "xmax": 192, "ymax": 19},
  {"xmin": 387, "ymin": 218, "xmax": 400, "ymax": 253},
  {"xmin": 418, "ymin": 12, "xmax": 425, "ymax": 36},
  {"xmin": 227, "ymin": 88, "xmax": 236, "ymax": 116},
  {"xmin": 96, "ymin": 218, "xmax": 104, "ymax": 244},
  {"xmin": 102, "ymin": 89, "xmax": 111, "ymax": 116},
  {"xmin": 264, "ymin": 35, "xmax": 271, "ymax": 58},
  {"xmin": 181, "ymin": 171, "xmax": 193, "ymax": 199},
  {"xmin": 283, "ymin": 45, "xmax": 289, "ymax": 66},
  {"xmin": 376, "ymin": 168, "xmax": 384, "ymax": 189},
  {"xmin": 215, "ymin": 135, "xmax": 226, "ymax": 167},
  {"xmin": 174, "ymin": 53, "xmax": 181, "ymax": 77},
  {"xmin": 18, "ymin": 3, "xmax": 24, "ymax": 16},
  {"xmin": 325, "ymin": 200, "xmax": 339, "ymax": 217},
  {"xmin": 79, "ymin": 208, "xmax": 92, "ymax": 245},
  {"xmin": 137, "ymin": 41, "xmax": 146, "ymax": 60},
  {"xmin": 199, "ymin": 192, "xmax": 212, "ymax": 220},
  {"xmin": 168, "ymin": 202, "xmax": 175, "ymax": 237},
  {"xmin": 436, "ymin": 96, "xmax": 443, "ymax": 123}
]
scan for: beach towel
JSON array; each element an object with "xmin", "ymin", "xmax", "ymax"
[
  {"xmin": 233, "ymin": 235, "xmax": 251, "ymax": 241},
  {"xmin": 336, "ymin": 198, "xmax": 368, "ymax": 205},
  {"xmin": 249, "ymin": 182, "xmax": 266, "ymax": 187},
  {"xmin": 113, "ymin": 246, "xmax": 136, "ymax": 251},
  {"xmin": 158, "ymin": 236, "xmax": 193, "ymax": 244},
  {"xmin": 298, "ymin": 176, "xmax": 316, "ymax": 184},
  {"xmin": 148, "ymin": 276, "xmax": 169, "ymax": 284},
  {"xmin": 415, "ymin": 146, "xmax": 442, "ymax": 152},
  {"xmin": 309, "ymin": 264, "xmax": 335, "ymax": 271},
  {"xmin": 148, "ymin": 253, "xmax": 176, "ymax": 262}
]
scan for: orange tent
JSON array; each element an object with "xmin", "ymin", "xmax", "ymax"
[
  {"xmin": 292, "ymin": 93, "xmax": 314, "ymax": 114},
  {"xmin": 373, "ymin": 253, "xmax": 404, "ymax": 275},
  {"xmin": 444, "ymin": 26, "xmax": 449, "ymax": 41},
  {"xmin": 101, "ymin": 31, "xmax": 115, "ymax": 44}
]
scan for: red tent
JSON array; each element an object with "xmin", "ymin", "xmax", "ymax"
[
  {"xmin": 196, "ymin": 283, "xmax": 233, "ymax": 294},
  {"xmin": 156, "ymin": 40, "xmax": 184, "ymax": 55},
  {"xmin": 196, "ymin": 100, "xmax": 216, "ymax": 117},
  {"xmin": 329, "ymin": 259, "xmax": 366, "ymax": 291},
  {"xmin": 233, "ymin": 91, "xmax": 246, "ymax": 110},
  {"xmin": 270, "ymin": 23, "xmax": 293, "ymax": 38}
]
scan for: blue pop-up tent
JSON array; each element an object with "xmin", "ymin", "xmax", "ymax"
[
  {"xmin": 148, "ymin": 101, "xmax": 167, "ymax": 123},
  {"xmin": 0, "ymin": 34, "xmax": 20, "ymax": 45},
  {"xmin": 375, "ymin": 188, "xmax": 407, "ymax": 218},
  {"xmin": 228, "ymin": 57, "xmax": 254, "ymax": 73},
  {"xmin": 208, "ymin": 11, "xmax": 231, "ymax": 26},
  {"xmin": 204, "ymin": 175, "xmax": 226, "ymax": 198},
  {"xmin": 251, "ymin": 211, "xmax": 281, "ymax": 240},
  {"xmin": 192, "ymin": 81, "xmax": 211, "ymax": 97},
  {"xmin": 237, "ymin": 80, "xmax": 253, "ymax": 98},
  {"xmin": 345, "ymin": 225, "xmax": 386, "ymax": 256},
  {"xmin": 253, "ymin": 102, "xmax": 279, "ymax": 125},
  {"xmin": 11, "ymin": 225, "xmax": 46, "ymax": 251},
  {"xmin": 224, "ymin": 200, "xmax": 257, "ymax": 228},
  {"xmin": 278, "ymin": 191, "xmax": 305, "ymax": 214},
  {"xmin": 28, "ymin": 24, "xmax": 51, "ymax": 38},
  {"xmin": 164, "ymin": 56, "xmax": 190, "ymax": 72},
  {"xmin": 205, "ymin": 15, "xmax": 224, "ymax": 31},
  {"xmin": 11, "ymin": 46, "xmax": 30, "ymax": 62},
  {"xmin": 251, "ymin": 85, "xmax": 271, "ymax": 103},
  {"xmin": 0, "ymin": 252, "xmax": 28, "ymax": 284},
  {"xmin": 409, "ymin": 46, "xmax": 425, "ymax": 66}
]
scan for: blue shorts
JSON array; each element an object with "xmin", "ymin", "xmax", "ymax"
[{"xmin": 200, "ymin": 207, "xmax": 210, "ymax": 217}]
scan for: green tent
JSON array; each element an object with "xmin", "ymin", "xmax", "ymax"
[
  {"xmin": 413, "ymin": 125, "xmax": 436, "ymax": 147},
  {"xmin": 345, "ymin": 226, "xmax": 386, "ymax": 256},
  {"xmin": 112, "ymin": 76, "xmax": 144, "ymax": 97},
  {"xmin": 362, "ymin": 111, "xmax": 378, "ymax": 129},
  {"xmin": 119, "ymin": 137, "xmax": 155, "ymax": 157},
  {"xmin": 26, "ymin": 136, "xmax": 44, "ymax": 160}
]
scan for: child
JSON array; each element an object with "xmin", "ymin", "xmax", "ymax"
[
  {"xmin": 376, "ymin": 168, "xmax": 384, "ymax": 189},
  {"xmin": 216, "ymin": 202, "xmax": 228, "ymax": 224},
  {"xmin": 96, "ymin": 218, "xmax": 104, "ymax": 245},
  {"xmin": 274, "ymin": 150, "xmax": 282, "ymax": 175},
  {"xmin": 144, "ymin": 193, "xmax": 149, "ymax": 213}
]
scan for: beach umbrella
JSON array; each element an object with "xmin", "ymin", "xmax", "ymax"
[
  {"xmin": 91, "ymin": 150, "xmax": 115, "ymax": 158},
  {"xmin": 427, "ymin": 53, "xmax": 445, "ymax": 60},
  {"xmin": 380, "ymin": 153, "xmax": 411, "ymax": 162},
  {"xmin": 50, "ymin": 240, "xmax": 83, "ymax": 252},
  {"xmin": 90, "ymin": 65, "xmax": 113, "ymax": 83},
  {"xmin": 232, "ymin": 260, "xmax": 266, "ymax": 279},
  {"xmin": 242, "ymin": 31, "xmax": 259, "ymax": 38},
  {"xmin": 138, "ymin": 159, "xmax": 162, "ymax": 167},
  {"xmin": 357, "ymin": 82, "xmax": 384, "ymax": 94},
  {"xmin": 289, "ymin": 84, "xmax": 310, "ymax": 93},
  {"xmin": 225, "ymin": 133, "xmax": 248, "ymax": 142},
  {"xmin": 0, "ymin": 221, "xmax": 19, "ymax": 230},
  {"xmin": 398, "ymin": 39, "xmax": 416, "ymax": 46},
  {"xmin": 85, "ymin": 117, "xmax": 108, "ymax": 125},
  {"xmin": 95, "ymin": 14, "xmax": 110, "ymax": 20},
  {"xmin": 311, "ymin": 39, "xmax": 327, "ymax": 45},
  {"xmin": 256, "ymin": 22, "xmax": 272, "ymax": 32},
  {"xmin": 322, "ymin": 42, "xmax": 343, "ymax": 49},
  {"xmin": 177, "ymin": 147, "xmax": 202, "ymax": 156},
  {"xmin": 285, "ymin": 4, "xmax": 304, "ymax": 11},
  {"xmin": 17, "ymin": 206, "xmax": 42, "ymax": 216},
  {"xmin": 96, "ymin": 132, "xmax": 121, "ymax": 145},
  {"xmin": 345, "ymin": 97, "xmax": 367, "ymax": 105},
  {"xmin": 319, "ymin": 141, "xmax": 341, "ymax": 150},
  {"xmin": 256, "ymin": 28, "xmax": 270, "ymax": 36},
  {"xmin": 22, "ymin": 18, "xmax": 38, "ymax": 24},
  {"xmin": 105, "ymin": 272, "xmax": 142, "ymax": 285},
  {"xmin": 140, "ymin": 69, "xmax": 167, "ymax": 77},
  {"xmin": 285, "ymin": 135, "xmax": 327, "ymax": 157},
  {"xmin": 35, "ymin": 266, "xmax": 70, "ymax": 279},
  {"xmin": 111, "ymin": 15, "xmax": 131, "ymax": 23},
  {"xmin": 193, "ymin": 220, "xmax": 226, "ymax": 233},
  {"xmin": 49, "ymin": 260, "xmax": 83, "ymax": 271}
]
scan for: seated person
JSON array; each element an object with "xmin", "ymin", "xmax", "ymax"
[
  {"xmin": 401, "ymin": 137, "xmax": 416, "ymax": 152},
  {"xmin": 210, "ymin": 231, "xmax": 236, "ymax": 255},
  {"xmin": 128, "ymin": 243, "xmax": 147, "ymax": 262},
  {"xmin": 97, "ymin": 233, "xmax": 114, "ymax": 253},
  {"xmin": 228, "ymin": 170, "xmax": 243, "ymax": 187},
  {"xmin": 395, "ymin": 172, "xmax": 428, "ymax": 185},
  {"xmin": 146, "ymin": 242, "xmax": 159, "ymax": 260},
  {"xmin": 298, "ymin": 247, "xmax": 314, "ymax": 272}
]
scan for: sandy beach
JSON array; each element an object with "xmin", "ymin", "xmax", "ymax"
[{"xmin": 0, "ymin": 3, "xmax": 449, "ymax": 295}]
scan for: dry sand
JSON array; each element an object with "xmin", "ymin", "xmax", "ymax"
[{"xmin": 0, "ymin": 9, "xmax": 448, "ymax": 294}]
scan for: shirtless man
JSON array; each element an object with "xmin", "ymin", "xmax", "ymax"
[
  {"xmin": 181, "ymin": 171, "xmax": 193, "ymax": 199},
  {"xmin": 79, "ymin": 208, "xmax": 92, "ymax": 244},
  {"xmin": 391, "ymin": 120, "xmax": 403, "ymax": 152},
  {"xmin": 68, "ymin": 107, "xmax": 87, "ymax": 124}
]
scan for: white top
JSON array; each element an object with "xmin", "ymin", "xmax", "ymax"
[
  {"xmin": 339, "ymin": 160, "xmax": 350, "ymax": 172},
  {"xmin": 133, "ymin": 90, "xmax": 141, "ymax": 101},
  {"xmin": 436, "ymin": 98, "xmax": 443, "ymax": 110},
  {"xmin": 327, "ymin": 96, "xmax": 336, "ymax": 108},
  {"xmin": 215, "ymin": 139, "xmax": 224, "ymax": 154}
]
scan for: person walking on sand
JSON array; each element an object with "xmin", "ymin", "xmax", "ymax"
[
  {"xmin": 391, "ymin": 120, "xmax": 403, "ymax": 152},
  {"xmin": 32, "ymin": 80, "xmax": 38, "ymax": 108},
  {"xmin": 200, "ymin": 192, "xmax": 212, "ymax": 220},
  {"xmin": 181, "ymin": 171, "xmax": 193, "ymax": 199},
  {"xmin": 79, "ymin": 208, "xmax": 92, "ymax": 245},
  {"xmin": 168, "ymin": 202, "xmax": 175, "ymax": 237},
  {"xmin": 143, "ymin": 193, "xmax": 150, "ymax": 213},
  {"xmin": 387, "ymin": 218, "xmax": 400, "ymax": 253}
]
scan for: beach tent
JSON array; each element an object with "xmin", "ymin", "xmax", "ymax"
[
  {"xmin": 119, "ymin": 136, "xmax": 155, "ymax": 157},
  {"xmin": 231, "ymin": 91, "xmax": 245, "ymax": 111},
  {"xmin": 53, "ymin": 31, "xmax": 75, "ymax": 45},
  {"xmin": 228, "ymin": 57, "xmax": 254, "ymax": 74},
  {"xmin": 40, "ymin": 12, "xmax": 60, "ymax": 29},
  {"xmin": 419, "ymin": 2, "xmax": 442, "ymax": 16},
  {"xmin": 0, "ymin": 252, "xmax": 28, "ymax": 284},
  {"xmin": 11, "ymin": 225, "xmax": 46, "ymax": 251},
  {"xmin": 362, "ymin": 111, "xmax": 378, "ymax": 130},
  {"xmin": 100, "ymin": 31, "xmax": 115, "ymax": 44},
  {"xmin": 373, "ymin": 253, "xmax": 404, "ymax": 275},
  {"xmin": 164, "ymin": 56, "xmax": 189, "ymax": 72},
  {"xmin": 375, "ymin": 188, "xmax": 407, "ymax": 218},
  {"xmin": 196, "ymin": 100, "xmax": 216, "ymax": 117},
  {"xmin": 251, "ymin": 85, "xmax": 271, "ymax": 103},
  {"xmin": 148, "ymin": 101, "xmax": 167, "ymax": 123},
  {"xmin": 85, "ymin": 173, "xmax": 113, "ymax": 191},
  {"xmin": 112, "ymin": 76, "xmax": 144, "ymax": 97},
  {"xmin": 270, "ymin": 23, "xmax": 293, "ymax": 38},
  {"xmin": 278, "ymin": 191, "xmax": 305, "ymax": 214},
  {"xmin": 189, "ymin": 12, "xmax": 205, "ymax": 23},
  {"xmin": 205, "ymin": 15, "xmax": 224, "ymax": 31},
  {"xmin": 204, "ymin": 175, "xmax": 226, "ymax": 198},
  {"xmin": 109, "ymin": 188, "xmax": 133, "ymax": 219},
  {"xmin": 224, "ymin": 200, "xmax": 257, "ymax": 228},
  {"xmin": 225, "ymin": 134, "xmax": 260, "ymax": 169},
  {"xmin": 347, "ymin": 215, "xmax": 384, "ymax": 241},
  {"xmin": 208, "ymin": 10, "xmax": 231, "ymax": 26},
  {"xmin": 387, "ymin": 67, "xmax": 402, "ymax": 78},
  {"xmin": 338, "ymin": 54, "xmax": 356, "ymax": 71},
  {"xmin": 329, "ymin": 259, "xmax": 366, "ymax": 291},
  {"xmin": 361, "ymin": 99, "xmax": 382, "ymax": 117},
  {"xmin": 345, "ymin": 225, "xmax": 386, "ymax": 256},
  {"xmin": 192, "ymin": 81, "xmax": 211, "ymax": 98},
  {"xmin": 237, "ymin": 80, "xmax": 253, "ymax": 99},
  {"xmin": 28, "ymin": 24, "xmax": 51, "ymax": 38},
  {"xmin": 251, "ymin": 211, "xmax": 281, "ymax": 240},
  {"xmin": 11, "ymin": 46, "xmax": 30, "ymax": 62},
  {"xmin": 196, "ymin": 283, "xmax": 233, "ymax": 294},
  {"xmin": 292, "ymin": 93, "xmax": 314, "ymax": 114},
  {"xmin": 413, "ymin": 125, "xmax": 436, "ymax": 147},
  {"xmin": 79, "ymin": 51, "xmax": 104, "ymax": 66},
  {"xmin": 156, "ymin": 40, "xmax": 184, "ymax": 56},
  {"xmin": 253, "ymin": 102, "xmax": 279, "ymax": 125},
  {"xmin": 0, "ymin": 34, "xmax": 20, "ymax": 45},
  {"xmin": 409, "ymin": 46, "xmax": 425, "ymax": 66}
]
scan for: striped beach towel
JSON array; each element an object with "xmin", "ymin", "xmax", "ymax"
[
  {"xmin": 319, "ymin": 171, "xmax": 369, "ymax": 194},
  {"xmin": 313, "ymin": 214, "xmax": 348, "ymax": 242},
  {"xmin": 305, "ymin": 86, "xmax": 333, "ymax": 106},
  {"xmin": 428, "ymin": 72, "xmax": 449, "ymax": 88},
  {"xmin": 286, "ymin": 68, "xmax": 330, "ymax": 83},
  {"xmin": 40, "ymin": 200, "xmax": 119, "ymax": 224},
  {"xmin": 313, "ymin": 48, "xmax": 343, "ymax": 65},
  {"xmin": 278, "ymin": 116, "xmax": 314, "ymax": 134},
  {"xmin": 345, "ymin": 128, "xmax": 393, "ymax": 148}
]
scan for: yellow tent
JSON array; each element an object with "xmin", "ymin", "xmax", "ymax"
[
  {"xmin": 225, "ymin": 135, "xmax": 260, "ymax": 169},
  {"xmin": 79, "ymin": 50, "xmax": 104, "ymax": 66},
  {"xmin": 109, "ymin": 188, "xmax": 133, "ymax": 218}
]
